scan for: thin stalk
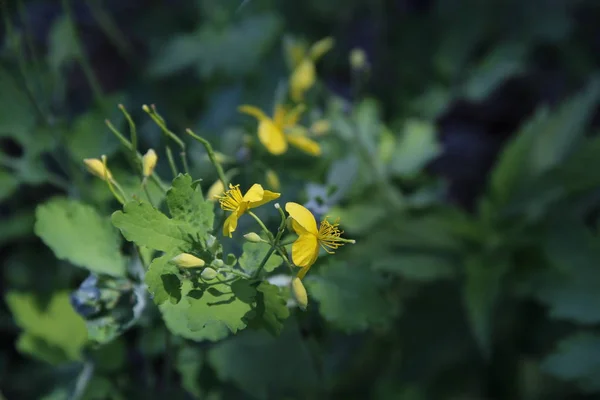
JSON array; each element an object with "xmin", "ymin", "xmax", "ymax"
[
  {"xmin": 185, "ymin": 128, "xmax": 228, "ymax": 188},
  {"xmin": 252, "ymin": 247, "xmax": 276, "ymax": 279},
  {"xmin": 143, "ymin": 105, "xmax": 189, "ymax": 174},
  {"xmin": 68, "ymin": 361, "xmax": 94, "ymax": 400},
  {"xmin": 248, "ymin": 211, "xmax": 275, "ymax": 241},
  {"xmin": 86, "ymin": 0, "xmax": 134, "ymax": 64},
  {"xmin": 165, "ymin": 146, "xmax": 178, "ymax": 178},
  {"xmin": 118, "ymin": 104, "xmax": 141, "ymax": 172}
]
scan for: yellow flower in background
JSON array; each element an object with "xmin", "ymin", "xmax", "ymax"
[
  {"xmin": 142, "ymin": 149, "xmax": 157, "ymax": 177},
  {"xmin": 265, "ymin": 169, "xmax": 281, "ymax": 191},
  {"xmin": 206, "ymin": 179, "xmax": 225, "ymax": 202},
  {"xmin": 238, "ymin": 104, "xmax": 321, "ymax": 156},
  {"xmin": 310, "ymin": 119, "xmax": 331, "ymax": 136},
  {"xmin": 288, "ymin": 37, "xmax": 335, "ymax": 102},
  {"xmin": 285, "ymin": 202, "xmax": 354, "ymax": 279},
  {"xmin": 84, "ymin": 157, "xmax": 113, "ymax": 181},
  {"xmin": 217, "ymin": 184, "xmax": 280, "ymax": 237}
]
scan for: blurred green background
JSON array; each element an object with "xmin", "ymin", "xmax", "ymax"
[{"xmin": 3, "ymin": 0, "xmax": 600, "ymax": 399}]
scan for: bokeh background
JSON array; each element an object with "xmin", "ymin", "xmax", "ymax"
[{"xmin": 3, "ymin": 0, "xmax": 600, "ymax": 399}]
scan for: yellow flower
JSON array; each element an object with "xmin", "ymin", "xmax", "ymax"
[
  {"xmin": 84, "ymin": 157, "xmax": 113, "ymax": 181},
  {"xmin": 285, "ymin": 202, "xmax": 353, "ymax": 279},
  {"xmin": 265, "ymin": 169, "xmax": 281, "ymax": 191},
  {"xmin": 289, "ymin": 37, "xmax": 334, "ymax": 102},
  {"xmin": 217, "ymin": 184, "xmax": 280, "ymax": 237},
  {"xmin": 142, "ymin": 149, "xmax": 158, "ymax": 177},
  {"xmin": 238, "ymin": 104, "xmax": 321, "ymax": 156}
]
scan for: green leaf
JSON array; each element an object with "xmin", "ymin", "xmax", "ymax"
[
  {"xmin": 463, "ymin": 255, "xmax": 508, "ymax": 359},
  {"xmin": 176, "ymin": 346, "xmax": 204, "ymax": 399},
  {"xmin": 238, "ymin": 242, "xmax": 282, "ymax": 275},
  {"xmin": 390, "ymin": 119, "xmax": 441, "ymax": 177},
  {"xmin": 305, "ymin": 262, "xmax": 399, "ymax": 332},
  {"xmin": 111, "ymin": 201, "xmax": 194, "ymax": 253},
  {"xmin": 167, "ymin": 174, "xmax": 214, "ymax": 239},
  {"xmin": 0, "ymin": 169, "xmax": 19, "ymax": 201},
  {"xmin": 6, "ymin": 291, "xmax": 88, "ymax": 363},
  {"xmin": 145, "ymin": 254, "xmax": 183, "ymax": 305},
  {"xmin": 247, "ymin": 282, "xmax": 290, "ymax": 336},
  {"xmin": 160, "ymin": 279, "xmax": 254, "ymax": 342},
  {"xmin": 66, "ymin": 105, "xmax": 122, "ymax": 161},
  {"xmin": 35, "ymin": 197, "xmax": 126, "ymax": 276},
  {"xmin": 150, "ymin": 13, "xmax": 282, "ymax": 79},
  {"xmin": 47, "ymin": 16, "xmax": 78, "ymax": 72},
  {"xmin": 372, "ymin": 254, "xmax": 455, "ymax": 282},
  {"xmin": 208, "ymin": 323, "xmax": 318, "ymax": 398},
  {"xmin": 541, "ymin": 333, "xmax": 600, "ymax": 392}
]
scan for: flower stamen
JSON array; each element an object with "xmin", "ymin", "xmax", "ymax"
[
  {"xmin": 317, "ymin": 217, "xmax": 344, "ymax": 254},
  {"xmin": 217, "ymin": 184, "xmax": 243, "ymax": 212}
]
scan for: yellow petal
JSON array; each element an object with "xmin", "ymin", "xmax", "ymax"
[
  {"xmin": 223, "ymin": 211, "xmax": 240, "ymax": 237},
  {"xmin": 249, "ymin": 189, "xmax": 280, "ymax": 209},
  {"xmin": 238, "ymin": 105, "xmax": 269, "ymax": 121},
  {"xmin": 309, "ymin": 37, "xmax": 335, "ymax": 61},
  {"xmin": 290, "ymin": 59, "xmax": 315, "ymax": 102},
  {"xmin": 286, "ymin": 131, "xmax": 322, "ymax": 156},
  {"xmin": 284, "ymin": 36, "xmax": 308, "ymax": 69},
  {"xmin": 265, "ymin": 169, "xmax": 281, "ymax": 191},
  {"xmin": 84, "ymin": 158, "xmax": 112, "ymax": 181},
  {"xmin": 273, "ymin": 105, "xmax": 287, "ymax": 128},
  {"xmin": 258, "ymin": 119, "xmax": 288, "ymax": 155},
  {"xmin": 171, "ymin": 253, "xmax": 205, "ymax": 268},
  {"xmin": 242, "ymin": 184, "xmax": 280, "ymax": 209},
  {"xmin": 285, "ymin": 202, "xmax": 318, "ymax": 235},
  {"xmin": 291, "ymin": 233, "xmax": 319, "ymax": 268},
  {"xmin": 310, "ymin": 119, "xmax": 330, "ymax": 136},
  {"xmin": 297, "ymin": 266, "xmax": 310, "ymax": 280}
]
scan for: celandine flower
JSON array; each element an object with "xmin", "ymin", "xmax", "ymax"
[
  {"xmin": 238, "ymin": 104, "xmax": 321, "ymax": 156},
  {"xmin": 288, "ymin": 37, "xmax": 335, "ymax": 102},
  {"xmin": 142, "ymin": 149, "xmax": 157, "ymax": 177},
  {"xmin": 218, "ymin": 184, "xmax": 280, "ymax": 237},
  {"xmin": 285, "ymin": 202, "xmax": 354, "ymax": 279}
]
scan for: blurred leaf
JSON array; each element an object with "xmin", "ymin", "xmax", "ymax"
[
  {"xmin": 463, "ymin": 255, "xmax": 508, "ymax": 358},
  {"xmin": 208, "ymin": 324, "xmax": 318, "ymax": 398},
  {"xmin": 246, "ymin": 282, "xmax": 290, "ymax": 336},
  {"xmin": 176, "ymin": 346, "xmax": 204, "ymax": 399},
  {"xmin": 47, "ymin": 16, "xmax": 78, "ymax": 72},
  {"xmin": 66, "ymin": 105, "xmax": 122, "ymax": 161},
  {"xmin": 35, "ymin": 197, "xmax": 126, "ymax": 276},
  {"xmin": 541, "ymin": 333, "xmax": 600, "ymax": 392},
  {"xmin": 150, "ymin": 13, "xmax": 282, "ymax": 79},
  {"xmin": 390, "ymin": 119, "xmax": 441, "ymax": 178},
  {"xmin": 0, "ymin": 209, "xmax": 35, "ymax": 245},
  {"xmin": 6, "ymin": 291, "xmax": 87, "ymax": 363},
  {"xmin": 238, "ymin": 242, "xmax": 282, "ymax": 275},
  {"xmin": 160, "ymin": 279, "xmax": 254, "ymax": 342},
  {"xmin": 0, "ymin": 67, "xmax": 35, "ymax": 136},
  {"xmin": 327, "ymin": 203, "xmax": 386, "ymax": 235},
  {"xmin": 372, "ymin": 254, "xmax": 455, "ymax": 282},
  {"xmin": 0, "ymin": 169, "xmax": 19, "ymax": 201},
  {"xmin": 462, "ymin": 44, "xmax": 526, "ymax": 101},
  {"xmin": 306, "ymin": 262, "xmax": 399, "ymax": 332}
]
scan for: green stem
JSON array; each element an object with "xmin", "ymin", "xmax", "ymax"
[
  {"xmin": 143, "ymin": 182, "xmax": 154, "ymax": 207},
  {"xmin": 219, "ymin": 267, "xmax": 252, "ymax": 280},
  {"xmin": 61, "ymin": 0, "xmax": 105, "ymax": 109},
  {"xmin": 165, "ymin": 146, "xmax": 178, "ymax": 178},
  {"xmin": 252, "ymin": 246, "xmax": 276, "ymax": 279},
  {"xmin": 144, "ymin": 106, "xmax": 186, "ymax": 148},
  {"xmin": 105, "ymin": 119, "xmax": 168, "ymax": 193},
  {"xmin": 86, "ymin": 0, "xmax": 134, "ymax": 64},
  {"xmin": 185, "ymin": 129, "xmax": 228, "ymax": 188},
  {"xmin": 118, "ymin": 104, "xmax": 140, "ymax": 172},
  {"xmin": 68, "ymin": 361, "xmax": 94, "ymax": 400},
  {"xmin": 248, "ymin": 211, "xmax": 274, "ymax": 241}
]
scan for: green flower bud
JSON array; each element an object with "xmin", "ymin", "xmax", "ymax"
[
  {"xmin": 201, "ymin": 267, "xmax": 218, "ymax": 280},
  {"xmin": 212, "ymin": 259, "xmax": 224, "ymax": 268},
  {"xmin": 291, "ymin": 277, "xmax": 308, "ymax": 311},
  {"xmin": 243, "ymin": 232, "xmax": 265, "ymax": 243}
]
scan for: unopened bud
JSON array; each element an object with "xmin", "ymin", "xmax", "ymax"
[
  {"xmin": 265, "ymin": 169, "xmax": 281, "ymax": 191},
  {"xmin": 207, "ymin": 180, "xmax": 225, "ymax": 202},
  {"xmin": 310, "ymin": 119, "xmax": 330, "ymax": 136},
  {"xmin": 212, "ymin": 259, "xmax": 224, "ymax": 268},
  {"xmin": 244, "ymin": 232, "xmax": 265, "ymax": 243},
  {"xmin": 349, "ymin": 48, "xmax": 368, "ymax": 71},
  {"xmin": 201, "ymin": 267, "xmax": 218, "ymax": 280},
  {"xmin": 84, "ymin": 158, "xmax": 113, "ymax": 181},
  {"xmin": 142, "ymin": 149, "xmax": 157, "ymax": 177},
  {"xmin": 291, "ymin": 277, "xmax": 308, "ymax": 311},
  {"xmin": 171, "ymin": 253, "xmax": 205, "ymax": 268}
]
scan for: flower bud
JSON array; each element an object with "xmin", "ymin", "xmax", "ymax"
[
  {"xmin": 310, "ymin": 119, "xmax": 330, "ymax": 136},
  {"xmin": 142, "ymin": 149, "xmax": 157, "ymax": 177},
  {"xmin": 350, "ymin": 48, "xmax": 368, "ymax": 71},
  {"xmin": 201, "ymin": 267, "xmax": 218, "ymax": 280},
  {"xmin": 211, "ymin": 259, "xmax": 224, "ymax": 268},
  {"xmin": 243, "ymin": 232, "xmax": 265, "ymax": 243},
  {"xmin": 291, "ymin": 277, "xmax": 308, "ymax": 311},
  {"xmin": 207, "ymin": 180, "xmax": 225, "ymax": 202},
  {"xmin": 171, "ymin": 253, "xmax": 205, "ymax": 268},
  {"xmin": 265, "ymin": 169, "xmax": 281, "ymax": 191},
  {"xmin": 84, "ymin": 158, "xmax": 113, "ymax": 181}
]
